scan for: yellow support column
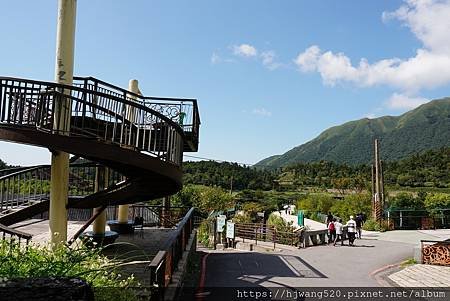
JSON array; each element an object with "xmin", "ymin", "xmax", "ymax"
[
  {"xmin": 49, "ymin": 0, "xmax": 77, "ymax": 247},
  {"xmin": 117, "ymin": 79, "xmax": 139, "ymax": 224},
  {"xmin": 92, "ymin": 167, "xmax": 108, "ymax": 235}
]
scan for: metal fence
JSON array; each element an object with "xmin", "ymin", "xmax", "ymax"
[
  {"xmin": 387, "ymin": 209, "xmax": 450, "ymax": 230},
  {"xmin": 234, "ymin": 222, "xmax": 299, "ymax": 248}
]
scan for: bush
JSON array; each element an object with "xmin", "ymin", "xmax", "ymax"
[
  {"xmin": 267, "ymin": 213, "xmax": 295, "ymax": 233},
  {"xmin": 0, "ymin": 240, "xmax": 139, "ymax": 301},
  {"xmin": 362, "ymin": 219, "xmax": 391, "ymax": 232},
  {"xmin": 197, "ymin": 220, "xmax": 213, "ymax": 247}
]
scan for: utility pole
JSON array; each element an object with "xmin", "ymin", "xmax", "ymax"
[
  {"xmin": 372, "ymin": 139, "xmax": 384, "ymax": 221},
  {"xmin": 49, "ymin": 0, "xmax": 77, "ymax": 247},
  {"xmin": 230, "ymin": 175, "xmax": 233, "ymax": 195}
]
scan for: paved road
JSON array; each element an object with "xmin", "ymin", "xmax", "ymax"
[
  {"xmin": 194, "ymin": 238, "xmax": 416, "ymax": 300},
  {"xmin": 203, "ymin": 239, "xmax": 413, "ymax": 288}
]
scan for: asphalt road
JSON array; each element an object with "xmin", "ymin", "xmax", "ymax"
[{"xmin": 194, "ymin": 238, "xmax": 415, "ymax": 300}]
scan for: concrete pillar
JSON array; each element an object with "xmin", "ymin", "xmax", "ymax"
[
  {"xmin": 117, "ymin": 79, "xmax": 139, "ymax": 223},
  {"xmin": 49, "ymin": 0, "xmax": 77, "ymax": 247},
  {"xmin": 162, "ymin": 196, "xmax": 171, "ymax": 227},
  {"xmin": 93, "ymin": 167, "xmax": 108, "ymax": 234}
]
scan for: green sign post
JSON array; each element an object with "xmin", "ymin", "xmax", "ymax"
[{"xmin": 298, "ymin": 210, "xmax": 304, "ymax": 226}]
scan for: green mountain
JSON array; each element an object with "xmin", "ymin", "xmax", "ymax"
[{"xmin": 256, "ymin": 98, "xmax": 450, "ymax": 168}]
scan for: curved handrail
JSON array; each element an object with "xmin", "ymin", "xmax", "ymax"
[
  {"xmin": 0, "ymin": 76, "xmax": 184, "ymax": 134},
  {"xmin": 0, "ymin": 77, "xmax": 185, "ymax": 165},
  {"xmin": 0, "ymin": 75, "xmax": 199, "ymax": 224},
  {"xmin": 73, "ymin": 76, "xmax": 200, "ymax": 150}
]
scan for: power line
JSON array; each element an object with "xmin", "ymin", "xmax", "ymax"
[
  {"xmin": 183, "ymin": 154, "xmax": 255, "ymax": 166},
  {"xmin": 182, "ymin": 155, "xmax": 281, "ymax": 170}
]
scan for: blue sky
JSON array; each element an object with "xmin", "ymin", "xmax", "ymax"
[{"xmin": 1, "ymin": 0, "xmax": 450, "ymax": 166}]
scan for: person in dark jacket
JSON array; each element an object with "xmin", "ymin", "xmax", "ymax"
[
  {"xmin": 355, "ymin": 213, "xmax": 363, "ymax": 239},
  {"xmin": 326, "ymin": 212, "xmax": 333, "ymax": 224}
]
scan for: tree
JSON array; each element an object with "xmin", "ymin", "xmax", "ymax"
[
  {"xmin": 388, "ymin": 192, "xmax": 424, "ymax": 210},
  {"xmin": 296, "ymin": 194, "xmax": 334, "ymax": 215},
  {"xmin": 330, "ymin": 193, "xmax": 371, "ymax": 221},
  {"xmin": 424, "ymin": 193, "xmax": 450, "ymax": 215},
  {"xmin": 0, "ymin": 159, "xmax": 7, "ymax": 169},
  {"xmin": 332, "ymin": 177, "xmax": 351, "ymax": 196}
]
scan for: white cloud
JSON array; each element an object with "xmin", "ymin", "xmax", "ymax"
[
  {"xmin": 260, "ymin": 50, "xmax": 281, "ymax": 70},
  {"xmin": 210, "ymin": 51, "xmax": 234, "ymax": 64},
  {"xmin": 211, "ymin": 52, "xmax": 220, "ymax": 64},
  {"xmin": 252, "ymin": 108, "xmax": 272, "ymax": 117},
  {"xmin": 386, "ymin": 93, "xmax": 429, "ymax": 109},
  {"xmin": 295, "ymin": 45, "xmax": 321, "ymax": 72},
  {"xmin": 294, "ymin": 0, "xmax": 450, "ymax": 93},
  {"xmin": 233, "ymin": 44, "xmax": 258, "ymax": 57}
]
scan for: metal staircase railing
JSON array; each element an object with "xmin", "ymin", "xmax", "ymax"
[
  {"xmin": 0, "ymin": 77, "xmax": 189, "ymax": 165},
  {"xmin": 0, "ymin": 76, "xmax": 200, "ymax": 227},
  {"xmin": 0, "ymin": 163, "xmax": 123, "ymax": 216},
  {"xmin": 72, "ymin": 76, "xmax": 200, "ymax": 151}
]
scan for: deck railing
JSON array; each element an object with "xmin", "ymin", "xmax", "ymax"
[
  {"xmin": 0, "ymin": 222, "xmax": 32, "ymax": 246},
  {"xmin": 73, "ymin": 76, "xmax": 200, "ymax": 151},
  {"xmin": 148, "ymin": 207, "xmax": 195, "ymax": 300},
  {"xmin": 0, "ymin": 77, "xmax": 187, "ymax": 166}
]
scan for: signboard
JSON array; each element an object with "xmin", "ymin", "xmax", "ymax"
[
  {"xmin": 226, "ymin": 221, "xmax": 235, "ymax": 239},
  {"xmin": 298, "ymin": 210, "xmax": 304, "ymax": 226},
  {"xmin": 216, "ymin": 215, "xmax": 226, "ymax": 232}
]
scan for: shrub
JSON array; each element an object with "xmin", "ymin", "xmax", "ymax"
[
  {"xmin": 362, "ymin": 219, "xmax": 391, "ymax": 232},
  {"xmin": 197, "ymin": 220, "xmax": 213, "ymax": 247},
  {"xmin": 0, "ymin": 240, "xmax": 139, "ymax": 301},
  {"xmin": 267, "ymin": 213, "xmax": 295, "ymax": 233}
]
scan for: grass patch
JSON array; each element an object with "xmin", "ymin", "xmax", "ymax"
[
  {"xmin": 400, "ymin": 258, "xmax": 417, "ymax": 267},
  {"xmin": 0, "ymin": 239, "xmax": 140, "ymax": 301}
]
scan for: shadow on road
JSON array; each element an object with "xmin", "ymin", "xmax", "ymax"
[{"xmin": 182, "ymin": 251, "xmax": 327, "ymax": 300}]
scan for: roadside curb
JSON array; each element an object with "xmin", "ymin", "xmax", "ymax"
[{"xmin": 370, "ymin": 261, "xmax": 404, "ymax": 287}]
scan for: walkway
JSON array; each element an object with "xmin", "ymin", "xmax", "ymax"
[
  {"xmin": 199, "ymin": 224, "xmax": 450, "ymax": 299},
  {"xmin": 272, "ymin": 211, "xmax": 326, "ymax": 230},
  {"xmin": 389, "ymin": 264, "xmax": 450, "ymax": 287}
]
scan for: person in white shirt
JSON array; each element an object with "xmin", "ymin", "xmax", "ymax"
[
  {"xmin": 346, "ymin": 215, "xmax": 357, "ymax": 246},
  {"xmin": 333, "ymin": 218, "xmax": 343, "ymax": 246}
]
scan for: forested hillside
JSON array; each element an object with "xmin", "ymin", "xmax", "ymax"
[
  {"xmin": 184, "ymin": 147, "xmax": 450, "ymax": 190},
  {"xmin": 256, "ymin": 98, "xmax": 450, "ymax": 167}
]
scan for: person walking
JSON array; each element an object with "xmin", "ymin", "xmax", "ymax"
[
  {"xmin": 346, "ymin": 215, "xmax": 357, "ymax": 246},
  {"xmin": 326, "ymin": 211, "xmax": 333, "ymax": 224},
  {"xmin": 355, "ymin": 213, "xmax": 363, "ymax": 239},
  {"xmin": 333, "ymin": 218, "xmax": 343, "ymax": 246},
  {"xmin": 327, "ymin": 219, "xmax": 336, "ymax": 244}
]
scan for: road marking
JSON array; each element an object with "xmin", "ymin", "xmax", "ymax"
[
  {"xmin": 278, "ymin": 255, "xmax": 301, "ymax": 277},
  {"xmin": 196, "ymin": 252, "xmax": 210, "ymax": 301}
]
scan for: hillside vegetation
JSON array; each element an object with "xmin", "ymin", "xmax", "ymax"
[
  {"xmin": 183, "ymin": 147, "xmax": 450, "ymax": 191},
  {"xmin": 256, "ymin": 98, "xmax": 450, "ymax": 167}
]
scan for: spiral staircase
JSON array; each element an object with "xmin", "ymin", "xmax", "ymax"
[{"xmin": 0, "ymin": 76, "xmax": 200, "ymax": 227}]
